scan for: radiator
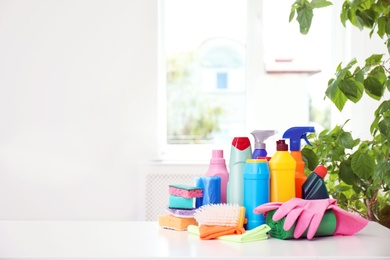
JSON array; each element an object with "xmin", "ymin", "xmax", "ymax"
[{"xmin": 137, "ymin": 162, "xmax": 207, "ymax": 221}]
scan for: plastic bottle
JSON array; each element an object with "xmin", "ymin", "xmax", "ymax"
[
  {"xmin": 227, "ymin": 137, "xmax": 252, "ymax": 206},
  {"xmin": 204, "ymin": 150, "xmax": 229, "ymax": 203},
  {"xmin": 243, "ymin": 158, "xmax": 270, "ymax": 230},
  {"xmin": 269, "ymin": 139, "xmax": 296, "ymax": 202},
  {"xmin": 282, "ymin": 126, "xmax": 315, "ymax": 198},
  {"xmin": 302, "ymin": 165, "xmax": 330, "ymax": 200},
  {"xmin": 250, "ymin": 130, "xmax": 276, "ymax": 159}
]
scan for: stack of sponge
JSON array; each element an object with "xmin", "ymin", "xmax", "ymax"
[{"xmin": 158, "ymin": 184, "xmax": 203, "ymax": 231}]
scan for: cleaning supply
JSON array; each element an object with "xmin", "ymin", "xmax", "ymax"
[
  {"xmin": 187, "ymin": 223, "xmax": 270, "ymax": 242},
  {"xmin": 193, "ymin": 203, "xmax": 246, "ymax": 228},
  {"xmin": 250, "ymin": 130, "xmax": 276, "ymax": 159},
  {"xmin": 195, "ymin": 176, "xmax": 221, "ymax": 207},
  {"xmin": 265, "ymin": 209, "xmax": 336, "ymax": 240},
  {"xmin": 204, "ymin": 150, "xmax": 229, "ymax": 203},
  {"xmin": 228, "ymin": 137, "xmax": 252, "ymax": 205},
  {"xmin": 282, "ymin": 126, "xmax": 315, "ymax": 198},
  {"xmin": 269, "ymin": 140, "xmax": 296, "ymax": 202},
  {"xmin": 165, "ymin": 207, "xmax": 197, "ymax": 218},
  {"xmin": 253, "ymin": 197, "xmax": 369, "ymax": 239},
  {"xmin": 168, "ymin": 184, "xmax": 203, "ymax": 198},
  {"xmin": 158, "ymin": 214, "xmax": 198, "ymax": 231},
  {"xmin": 243, "ymin": 158, "xmax": 270, "ymax": 230},
  {"xmin": 168, "ymin": 194, "xmax": 193, "ymax": 209},
  {"xmin": 302, "ymin": 165, "xmax": 329, "ymax": 200},
  {"xmin": 192, "ymin": 203, "xmax": 246, "ymax": 240}
]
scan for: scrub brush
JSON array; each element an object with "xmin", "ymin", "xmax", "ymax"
[{"xmin": 193, "ymin": 203, "xmax": 246, "ymax": 228}]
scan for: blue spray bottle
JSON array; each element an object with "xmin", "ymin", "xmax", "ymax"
[
  {"xmin": 250, "ymin": 130, "xmax": 276, "ymax": 159},
  {"xmin": 282, "ymin": 126, "xmax": 315, "ymax": 198}
]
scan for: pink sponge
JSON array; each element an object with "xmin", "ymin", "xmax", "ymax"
[{"xmin": 169, "ymin": 184, "xmax": 203, "ymax": 198}]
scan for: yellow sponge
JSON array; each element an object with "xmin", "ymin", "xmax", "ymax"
[{"xmin": 158, "ymin": 214, "xmax": 197, "ymax": 231}]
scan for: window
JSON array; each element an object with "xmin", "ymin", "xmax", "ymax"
[{"xmin": 159, "ymin": 0, "xmax": 334, "ymax": 161}]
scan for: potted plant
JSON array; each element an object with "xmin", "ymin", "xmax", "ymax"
[{"xmin": 289, "ymin": 0, "xmax": 390, "ymax": 228}]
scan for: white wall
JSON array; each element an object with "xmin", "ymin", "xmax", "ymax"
[{"xmin": 0, "ymin": 0, "xmax": 158, "ymax": 220}]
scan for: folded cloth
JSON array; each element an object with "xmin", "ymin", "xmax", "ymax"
[
  {"xmin": 198, "ymin": 225, "xmax": 245, "ymax": 240},
  {"xmin": 187, "ymin": 224, "xmax": 270, "ymax": 242},
  {"xmin": 218, "ymin": 224, "xmax": 270, "ymax": 242},
  {"xmin": 265, "ymin": 209, "xmax": 336, "ymax": 240}
]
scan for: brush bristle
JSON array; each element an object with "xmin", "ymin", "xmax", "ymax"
[{"xmin": 193, "ymin": 203, "xmax": 244, "ymax": 227}]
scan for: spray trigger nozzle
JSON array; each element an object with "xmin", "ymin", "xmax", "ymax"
[{"xmin": 302, "ymin": 134, "xmax": 312, "ymax": 146}]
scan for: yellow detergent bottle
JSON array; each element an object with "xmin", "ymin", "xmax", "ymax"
[{"xmin": 269, "ymin": 139, "xmax": 296, "ymax": 202}]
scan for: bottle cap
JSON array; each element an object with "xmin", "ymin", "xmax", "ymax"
[
  {"xmin": 212, "ymin": 150, "xmax": 223, "ymax": 158},
  {"xmin": 232, "ymin": 137, "xmax": 251, "ymax": 150},
  {"xmin": 210, "ymin": 149, "xmax": 226, "ymax": 165},
  {"xmin": 314, "ymin": 165, "xmax": 328, "ymax": 179},
  {"xmin": 276, "ymin": 140, "xmax": 288, "ymax": 151}
]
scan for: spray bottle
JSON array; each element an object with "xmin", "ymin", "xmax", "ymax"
[
  {"xmin": 227, "ymin": 137, "xmax": 252, "ymax": 206},
  {"xmin": 282, "ymin": 126, "xmax": 315, "ymax": 198},
  {"xmin": 269, "ymin": 139, "xmax": 296, "ymax": 202},
  {"xmin": 204, "ymin": 150, "xmax": 229, "ymax": 203},
  {"xmin": 250, "ymin": 130, "xmax": 276, "ymax": 159}
]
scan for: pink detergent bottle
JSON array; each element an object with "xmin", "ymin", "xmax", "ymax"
[{"xmin": 205, "ymin": 150, "xmax": 229, "ymax": 203}]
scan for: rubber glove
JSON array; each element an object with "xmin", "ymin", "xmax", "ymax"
[
  {"xmin": 272, "ymin": 198, "xmax": 337, "ymax": 239},
  {"xmin": 328, "ymin": 204, "xmax": 368, "ymax": 236},
  {"xmin": 253, "ymin": 202, "xmax": 283, "ymax": 216}
]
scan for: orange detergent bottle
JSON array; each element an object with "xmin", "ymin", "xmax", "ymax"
[
  {"xmin": 282, "ymin": 126, "xmax": 315, "ymax": 198},
  {"xmin": 269, "ymin": 139, "xmax": 296, "ymax": 202}
]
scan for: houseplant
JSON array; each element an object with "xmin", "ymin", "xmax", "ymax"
[{"xmin": 289, "ymin": 0, "xmax": 390, "ymax": 228}]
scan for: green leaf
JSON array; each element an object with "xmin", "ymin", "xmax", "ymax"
[
  {"xmin": 375, "ymin": 100, "xmax": 390, "ymax": 117},
  {"xmin": 374, "ymin": 160, "xmax": 390, "ymax": 186},
  {"xmin": 340, "ymin": 2, "xmax": 349, "ymax": 27},
  {"xmin": 339, "ymin": 78, "xmax": 364, "ymax": 103},
  {"xmin": 355, "ymin": 14, "xmax": 365, "ymax": 30},
  {"xmin": 354, "ymin": 66, "xmax": 365, "ymax": 83},
  {"xmin": 378, "ymin": 119, "xmax": 390, "ymax": 139},
  {"xmin": 351, "ymin": 151, "xmax": 376, "ymax": 179},
  {"xmin": 339, "ymin": 160, "xmax": 357, "ymax": 185},
  {"xmin": 326, "ymin": 78, "xmax": 348, "ymax": 111},
  {"xmin": 346, "ymin": 58, "xmax": 358, "ymax": 69},
  {"xmin": 297, "ymin": 6, "xmax": 314, "ymax": 34},
  {"xmin": 309, "ymin": 0, "xmax": 332, "ymax": 8},
  {"xmin": 357, "ymin": 9, "xmax": 376, "ymax": 28},
  {"xmin": 337, "ymin": 131, "xmax": 355, "ymax": 149},
  {"xmin": 302, "ymin": 147, "xmax": 319, "ymax": 171},
  {"xmin": 377, "ymin": 16, "xmax": 387, "ymax": 38},
  {"xmin": 365, "ymin": 54, "xmax": 384, "ymax": 65},
  {"xmin": 364, "ymin": 76, "xmax": 385, "ymax": 100}
]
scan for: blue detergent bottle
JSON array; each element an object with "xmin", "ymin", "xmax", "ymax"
[
  {"xmin": 250, "ymin": 130, "xmax": 276, "ymax": 159},
  {"xmin": 243, "ymin": 158, "xmax": 270, "ymax": 230}
]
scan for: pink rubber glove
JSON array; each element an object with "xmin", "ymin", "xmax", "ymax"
[
  {"xmin": 328, "ymin": 204, "xmax": 368, "ymax": 236},
  {"xmin": 272, "ymin": 198, "xmax": 337, "ymax": 239},
  {"xmin": 253, "ymin": 202, "xmax": 283, "ymax": 216}
]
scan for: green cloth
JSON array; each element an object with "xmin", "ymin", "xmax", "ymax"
[
  {"xmin": 266, "ymin": 209, "xmax": 337, "ymax": 240},
  {"xmin": 187, "ymin": 224, "xmax": 271, "ymax": 243}
]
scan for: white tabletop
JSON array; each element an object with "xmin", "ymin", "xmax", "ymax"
[{"xmin": 0, "ymin": 220, "xmax": 388, "ymax": 259}]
